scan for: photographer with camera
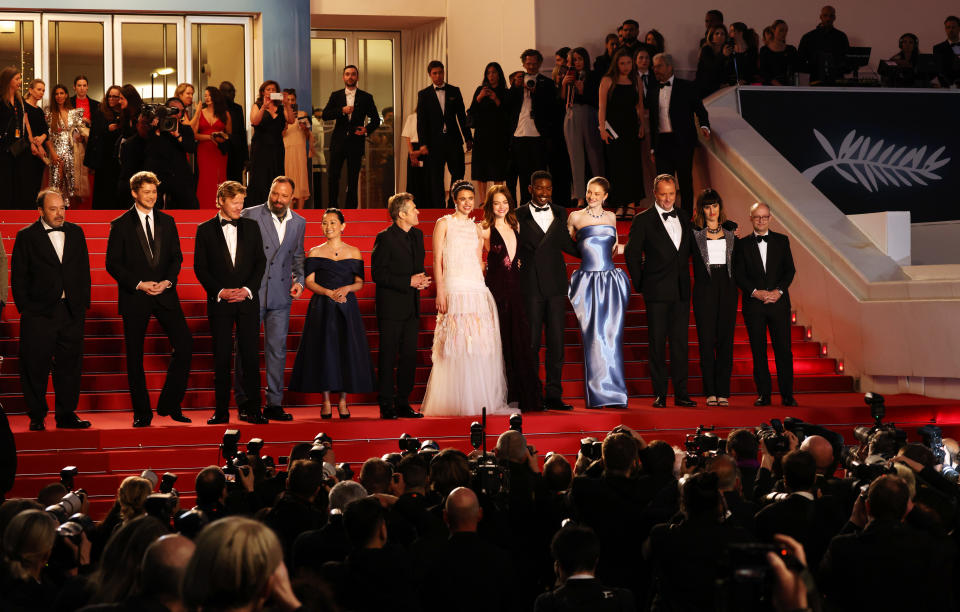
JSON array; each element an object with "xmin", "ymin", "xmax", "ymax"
[
  {"xmin": 754, "ymin": 419, "xmax": 800, "ymax": 500},
  {"xmin": 707, "ymin": 455, "xmax": 758, "ymax": 533},
  {"xmin": 142, "ymin": 97, "xmax": 198, "ymax": 209},
  {"xmin": 193, "ymin": 464, "xmax": 254, "ymax": 521},
  {"xmin": 292, "ymin": 480, "xmax": 367, "ymax": 576},
  {"xmin": 726, "ymin": 428, "xmax": 762, "ymax": 501},
  {"xmin": 263, "ymin": 459, "xmax": 327, "ymax": 566}
]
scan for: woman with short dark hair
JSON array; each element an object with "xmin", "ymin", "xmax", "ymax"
[
  {"xmin": 191, "ymin": 85, "xmax": 233, "ymax": 207},
  {"xmin": 562, "ymin": 47, "xmax": 604, "ymax": 207},
  {"xmin": 467, "ymin": 62, "xmax": 510, "ymax": 195}
]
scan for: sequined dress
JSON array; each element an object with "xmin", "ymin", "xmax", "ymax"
[
  {"xmin": 46, "ymin": 108, "xmax": 85, "ymax": 203},
  {"xmin": 421, "ymin": 215, "xmax": 509, "ymax": 416}
]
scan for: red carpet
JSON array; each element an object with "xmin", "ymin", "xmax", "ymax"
[{"xmin": 0, "ymin": 208, "xmax": 940, "ymax": 519}]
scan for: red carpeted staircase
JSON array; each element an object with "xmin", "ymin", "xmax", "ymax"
[{"xmin": 2, "ymin": 208, "xmax": 947, "ymax": 519}]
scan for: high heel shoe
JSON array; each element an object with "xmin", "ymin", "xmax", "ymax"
[
  {"xmin": 321, "ymin": 397, "xmax": 332, "ymax": 419},
  {"xmin": 337, "ymin": 397, "xmax": 351, "ymax": 419},
  {"xmin": 624, "ymin": 203, "xmax": 637, "ymax": 220},
  {"xmin": 615, "ymin": 206, "xmax": 626, "ymax": 220}
]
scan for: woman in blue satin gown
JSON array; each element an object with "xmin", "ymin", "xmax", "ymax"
[
  {"xmin": 288, "ymin": 208, "xmax": 375, "ymax": 418},
  {"xmin": 567, "ymin": 176, "xmax": 631, "ymax": 408}
]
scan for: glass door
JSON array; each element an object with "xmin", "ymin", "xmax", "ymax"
[
  {"xmin": 185, "ymin": 16, "xmax": 254, "ymax": 128},
  {"xmin": 0, "ymin": 14, "xmax": 41, "ymax": 96},
  {"xmin": 41, "ymin": 13, "xmax": 112, "ymax": 102},
  {"xmin": 311, "ymin": 30, "xmax": 400, "ymax": 209},
  {"xmin": 112, "ymin": 15, "xmax": 185, "ymax": 105}
]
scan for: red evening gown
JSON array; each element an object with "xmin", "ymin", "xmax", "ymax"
[{"xmin": 195, "ymin": 111, "xmax": 227, "ymax": 207}]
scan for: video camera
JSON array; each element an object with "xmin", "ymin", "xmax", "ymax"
[
  {"xmin": 140, "ymin": 103, "xmax": 180, "ymax": 133},
  {"xmin": 467, "ymin": 408, "xmax": 510, "ymax": 501},
  {"xmin": 684, "ymin": 425, "xmax": 726, "ymax": 468},
  {"xmin": 839, "ymin": 394, "xmax": 904, "ymax": 484},
  {"xmin": 310, "ymin": 432, "xmax": 334, "ymax": 462},
  {"xmin": 399, "ymin": 433, "xmax": 420, "ymax": 454},
  {"xmin": 220, "ymin": 429, "xmax": 251, "ymax": 482}
]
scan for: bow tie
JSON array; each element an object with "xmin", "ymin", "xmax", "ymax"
[
  {"xmin": 221, "ymin": 218, "xmax": 239, "ymax": 227},
  {"xmin": 659, "ymin": 81, "xmax": 672, "ymax": 88},
  {"xmin": 532, "ymin": 204, "xmax": 551, "ymax": 213},
  {"xmin": 45, "ymin": 227, "xmax": 64, "ymax": 233},
  {"xmin": 435, "ymin": 85, "xmax": 446, "ymax": 91},
  {"xmin": 756, "ymin": 234, "xmax": 768, "ymax": 243},
  {"xmin": 661, "ymin": 209, "xmax": 678, "ymax": 220}
]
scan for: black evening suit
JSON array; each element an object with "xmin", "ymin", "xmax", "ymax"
[
  {"xmin": 416, "ymin": 84, "xmax": 472, "ymax": 207},
  {"xmin": 322, "ymin": 88, "xmax": 380, "ymax": 209},
  {"xmin": 105, "ymin": 208, "xmax": 193, "ymax": 421}
]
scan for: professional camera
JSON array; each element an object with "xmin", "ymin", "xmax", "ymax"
[
  {"xmin": 719, "ymin": 542, "xmax": 803, "ymax": 611},
  {"xmin": 144, "ymin": 492, "xmax": 179, "ymax": 525},
  {"xmin": 399, "ymin": 433, "xmax": 421, "ymax": 454},
  {"xmin": 757, "ymin": 419, "xmax": 790, "ymax": 455},
  {"xmin": 309, "ymin": 432, "xmax": 334, "ymax": 462},
  {"xmin": 509, "ymin": 413, "xmax": 523, "ymax": 434},
  {"xmin": 45, "ymin": 489, "xmax": 87, "ymax": 523},
  {"xmin": 220, "ymin": 429, "xmax": 251, "ymax": 481},
  {"xmin": 579, "ymin": 437, "xmax": 603, "ymax": 462},
  {"xmin": 466, "ymin": 408, "xmax": 510, "ymax": 502},
  {"xmin": 247, "ymin": 438, "xmax": 265, "ymax": 456},
  {"xmin": 174, "ymin": 508, "xmax": 209, "ymax": 540},
  {"xmin": 684, "ymin": 425, "xmax": 726, "ymax": 468},
  {"xmin": 140, "ymin": 103, "xmax": 180, "ymax": 133},
  {"xmin": 917, "ymin": 425, "xmax": 947, "ymax": 465},
  {"xmin": 524, "ymin": 74, "xmax": 537, "ymax": 89},
  {"xmin": 60, "ymin": 466, "xmax": 78, "ymax": 490}
]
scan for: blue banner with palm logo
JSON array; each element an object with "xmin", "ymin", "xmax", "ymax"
[{"xmin": 738, "ymin": 87, "xmax": 957, "ymax": 222}]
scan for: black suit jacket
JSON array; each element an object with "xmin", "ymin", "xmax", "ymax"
[
  {"xmin": 416, "ymin": 84, "xmax": 471, "ymax": 149},
  {"xmin": 754, "ymin": 493, "xmax": 846, "ymax": 569},
  {"xmin": 226, "ymin": 100, "xmax": 248, "ymax": 164},
  {"xmin": 733, "ymin": 231, "xmax": 795, "ymax": 313},
  {"xmin": 68, "ymin": 95, "xmax": 100, "ymax": 121},
  {"xmin": 646, "ymin": 77, "xmax": 710, "ymax": 152},
  {"xmin": 193, "ymin": 216, "xmax": 266, "ymax": 315},
  {"xmin": 534, "ymin": 578, "xmax": 636, "ymax": 612},
  {"xmin": 508, "ymin": 74, "xmax": 560, "ymax": 137},
  {"xmin": 934, "ymin": 40, "xmax": 960, "ymax": 87},
  {"xmin": 515, "ymin": 203, "xmax": 579, "ymax": 298},
  {"xmin": 624, "ymin": 206, "xmax": 693, "ymax": 302},
  {"xmin": 105, "ymin": 208, "xmax": 183, "ymax": 316},
  {"xmin": 321, "ymin": 88, "xmax": 380, "ymax": 148},
  {"xmin": 371, "ymin": 223, "xmax": 425, "ymax": 321},
  {"xmin": 11, "ymin": 221, "xmax": 91, "ymax": 317}
]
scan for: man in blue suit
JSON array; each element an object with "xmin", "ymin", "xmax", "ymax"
[{"xmin": 235, "ymin": 176, "xmax": 306, "ymax": 420}]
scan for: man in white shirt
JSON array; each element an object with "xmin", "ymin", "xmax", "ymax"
[
  {"xmin": 508, "ymin": 49, "xmax": 560, "ymax": 207},
  {"xmin": 12, "ymin": 189, "xmax": 92, "ymax": 430}
]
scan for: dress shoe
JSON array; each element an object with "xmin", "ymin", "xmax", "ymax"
[
  {"xmin": 782, "ymin": 397, "xmax": 799, "ymax": 407},
  {"xmin": 132, "ymin": 417, "xmax": 152, "ymax": 428},
  {"xmin": 396, "ymin": 404, "xmax": 424, "ymax": 418},
  {"xmin": 652, "ymin": 396, "xmax": 667, "ymax": 408},
  {"xmin": 753, "ymin": 396, "xmax": 771, "ymax": 407},
  {"xmin": 264, "ymin": 405, "xmax": 293, "ymax": 421},
  {"xmin": 240, "ymin": 410, "xmax": 269, "ymax": 425},
  {"xmin": 207, "ymin": 412, "xmax": 229, "ymax": 425},
  {"xmin": 55, "ymin": 416, "xmax": 91, "ymax": 429},
  {"xmin": 544, "ymin": 398, "xmax": 574, "ymax": 411},
  {"xmin": 29, "ymin": 420, "xmax": 45, "ymax": 431},
  {"xmin": 168, "ymin": 412, "xmax": 192, "ymax": 423},
  {"xmin": 675, "ymin": 397, "xmax": 697, "ymax": 408},
  {"xmin": 379, "ymin": 405, "xmax": 398, "ymax": 419}
]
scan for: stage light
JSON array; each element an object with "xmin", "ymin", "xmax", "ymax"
[
  {"xmin": 806, "ymin": 327, "xmax": 813, "ymax": 340},
  {"xmin": 821, "ymin": 344, "xmax": 828, "ymax": 356},
  {"xmin": 791, "ymin": 311, "xmax": 797, "ymax": 324},
  {"xmin": 837, "ymin": 360, "xmax": 845, "ymax": 373}
]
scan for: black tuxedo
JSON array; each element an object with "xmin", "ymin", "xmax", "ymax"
[
  {"xmin": 225, "ymin": 100, "xmax": 248, "ymax": 182},
  {"xmin": 322, "ymin": 88, "xmax": 380, "ymax": 208},
  {"xmin": 646, "ymin": 77, "xmax": 710, "ymax": 216},
  {"xmin": 417, "ymin": 83, "xmax": 472, "ymax": 207},
  {"xmin": 193, "ymin": 216, "xmax": 266, "ymax": 416},
  {"xmin": 507, "ymin": 76, "xmax": 562, "ymax": 205},
  {"xmin": 534, "ymin": 578, "xmax": 636, "ymax": 612},
  {"xmin": 515, "ymin": 203, "xmax": 578, "ymax": 402},
  {"xmin": 371, "ymin": 223, "xmax": 425, "ymax": 409},
  {"xmin": 105, "ymin": 208, "xmax": 192, "ymax": 421},
  {"xmin": 733, "ymin": 231, "xmax": 796, "ymax": 401},
  {"xmin": 934, "ymin": 40, "xmax": 960, "ymax": 87},
  {"xmin": 624, "ymin": 205, "xmax": 694, "ymax": 399},
  {"xmin": 11, "ymin": 220, "xmax": 91, "ymax": 423}
]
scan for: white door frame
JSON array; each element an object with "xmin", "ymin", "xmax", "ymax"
[
  {"xmin": 184, "ymin": 15, "xmax": 255, "ymax": 132},
  {"xmin": 0, "ymin": 13, "xmax": 42, "ymax": 81},
  {"xmin": 112, "ymin": 14, "xmax": 185, "ymax": 100},
  {"xmin": 40, "ymin": 13, "xmax": 113, "ymax": 92}
]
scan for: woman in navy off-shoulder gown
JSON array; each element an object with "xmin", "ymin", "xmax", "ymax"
[{"xmin": 289, "ymin": 208, "xmax": 374, "ymax": 418}]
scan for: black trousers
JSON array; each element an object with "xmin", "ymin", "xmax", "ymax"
[
  {"xmin": 742, "ymin": 301, "xmax": 794, "ymax": 400},
  {"xmin": 377, "ymin": 315, "xmax": 419, "ymax": 406},
  {"xmin": 645, "ymin": 298, "xmax": 690, "ymax": 399},
  {"xmin": 18, "ymin": 301, "xmax": 84, "ymax": 423},
  {"xmin": 525, "ymin": 293, "xmax": 567, "ymax": 401},
  {"xmin": 510, "ymin": 136, "xmax": 547, "ymax": 206},
  {"xmin": 424, "ymin": 134, "xmax": 465, "ymax": 208},
  {"xmin": 692, "ymin": 270, "xmax": 738, "ymax": 397},
  {"xmin": 328, "ymin": 142, "xmax": 364, "ymax": 209},
  {"xmin": 209, "ymin": 305, "xmax": 261, "ymax": 415},
  {"xmin": 122, "ymin": 303, "xmax": 193, "ymax": 419},
  {"xmin": 655, "ymin": 134, "xmax": 696, "ymax": 219}
]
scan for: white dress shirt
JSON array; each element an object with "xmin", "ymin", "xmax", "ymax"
[
  {"xmin": 41, "ymin": 218, "xmax": 66, "ymax": 298},
  {"xmin": 135, "ymin": 207, "xmax": 155, "ymax": 254},
  {"xmin": 707, "ymin": 238, "xmax": 726, "ymax": 265},
  {"xmin": 272, "ymin": 209, "xmax": 290, "ymax": 245},
  {"xmin": 530, "ymin": 204, "xmax": 554, "ymax": 234},
  {"xmin": 514, "ymin": 85, "xmax": 541, "ymax": 138},
  {"xmin": 657, "ymin": 75, "xmax": 674, "ymax": 134},
  {"xmin": 218, "ymin": 214, "xmax": 252, "ymax": 301},
  {"xmin": 345, "ymin": 87, "xmax": 356, "ymax": 119},
  {"xmin": 754, "ymin": 232, "xmax": 769, "ymax": 271},
  {"xmin": 655, "ymin": 203, "xmax": 682, "ymax": 249},
  {"xmin": 434, "ymin": 84, "xmax": 446, "ymax": 116}
]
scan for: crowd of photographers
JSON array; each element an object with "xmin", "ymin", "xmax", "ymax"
[{"xmin": 2, "ymin": 398, "xmax": 960, "ymax": 611}]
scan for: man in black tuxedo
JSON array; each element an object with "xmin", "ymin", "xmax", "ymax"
[
  {"xmin": 933, "ymin": 15, "xmax": 960, "ymax": 88},
  {"xmin": 733, "ymin": 202, "xmax": 797, "ymax": 407},
  {"xmin": 322, "ymin": 65, "xmax": 380, "ymax": 209},
  {"xmin": 12, "ymin": 189, "xmax": 91, "ymax": 431},
  {"xmin": 797, "ymin": 6, "xmax": 851, "ymax": 83},
  {"xmin": 417, "ymin": 60, "xmax": 472, "ymax": 208},
  {"xmin": 105, "ymin": 171, "xmax": 193, "ymax": 427},
  {"xmin": 648, "ymin": 53, "xmax": 711, "ymax": 219},
  {"xmin": 534, "ymin": 524, "xmax": 636, "ymax": 612},
  {"xmin": 144, "ymin": 98, "xmax": 198, "ymax": 209},
  {"xmin": 515, "ymin": 171, "xmax": 578, "ymax": 411},
  {"xmin": 219, "ymin": 81, "xmax": 249, "ymax": 183},
  {"xmin": 624, "ymin": 174, "xmax": 697, "ymax": 407},
  {"xmin": 193, "ymin": 181, "xmax": 267, "ymax": 425},
  {"xmin": 371, "ymin": 192, "xmax": 430, "ymax": 419},
  {"xmin": 508, "ymin": 50, "xmax": 560, "ymax": 207}
]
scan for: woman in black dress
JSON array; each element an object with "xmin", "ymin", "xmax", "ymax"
[
  {"xmin": 467, "ymin": 62, "xmax": 509, "ymax": 195},
  {"xmin": 115, "ymin": 84, "xmax": 144, "ymax": 208},
  {"xmin": 759, "ymin": 20, "xmax": 800, "ymax": 85},
  {"xmin": 289, "ymin": 208, "xmax": 374, "ymax": 418},
  {"xmin": 247, "ymin": 80, "xmax": 295, "ymax": 205},
  {"xmin": 729, "ymin": 22, "xmax": 760, "ymax": 84},
  {"xmin": 696, "ymin": 26, "xmax": 734, "ymax": 97},
  {"xmin": 598, "ymin": 48, "xmax": 644, "ymax": 219},
  {"xmin": 480, "ymin": 185, "xmax": 541, "ymax": 412},
  {"xmin": 18, "ymin": 79, "xmax": 50, "ymax": 207},
  {"xmin": 87, "ymin": 85, "xmax": 124, "ymax": 209},
  {"xmin": 0, "ymin": 67, "xmax": 28, "ymax": 209}
]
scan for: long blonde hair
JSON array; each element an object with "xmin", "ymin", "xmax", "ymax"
[{"xmin": 2, "ymin": 510, "xmax": 57, "ymax": 581}]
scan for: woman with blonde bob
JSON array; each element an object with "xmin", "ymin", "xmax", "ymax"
[
  {"xmin": 183, "ymin": 516, "xmax": 302, "ymax": 611},
  {"xmin": 0, "ymin": 510, "xmax": 59, "ymax": 609},
  {"xmin": 117, "ymin": 475, "xmax": 153, "ymax": 523}
]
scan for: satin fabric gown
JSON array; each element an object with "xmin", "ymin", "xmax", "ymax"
[
  {"xmin": 288, "ymin": 257, "xmax": 375, "ymax": 393},
  {"xmin": 568, "ymin": 224, "xmax": 630, "ymax": 407},
  {"xmin": 195, "ymin": 111, "xmax": 228, "ymax": 207}
]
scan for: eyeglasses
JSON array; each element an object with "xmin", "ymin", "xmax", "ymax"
[{"xmin": 751, "ymin": 215, "xmax": 770, "ymax": 221}]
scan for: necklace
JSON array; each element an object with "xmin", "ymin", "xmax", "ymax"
[
  {"xmin": 706, "ymin": 225, "xmax": 723, "ymax": 235},
  {"xmin": 585, "ymin": 206, "xmax": 605, "ymax": 219}
]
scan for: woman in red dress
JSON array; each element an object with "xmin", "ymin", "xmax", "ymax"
[{"xmin": 190, "ymin": 86, "xmax": 232, "ymax": 207}]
